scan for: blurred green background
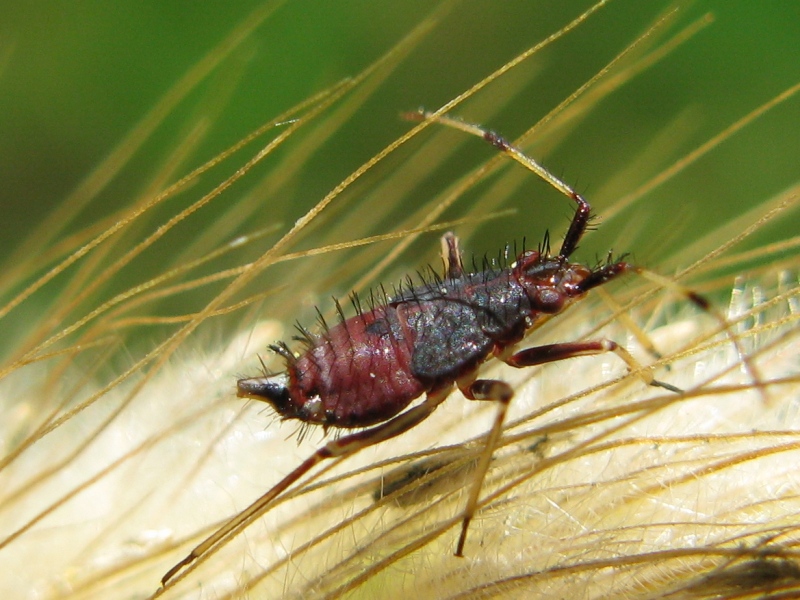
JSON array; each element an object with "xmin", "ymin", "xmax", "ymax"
[{"xmin": 1, "ymin": 0, "xmax": 797, "ymax": 291}]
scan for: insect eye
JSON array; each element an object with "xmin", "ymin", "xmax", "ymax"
[{"xmin": 536, "ymin": 288, "xmax": 565, "ymax": 312}]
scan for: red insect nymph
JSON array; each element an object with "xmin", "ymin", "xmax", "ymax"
[{"xmin": 162, "ymin": 111, "xmax": 680, "ymax": 587}]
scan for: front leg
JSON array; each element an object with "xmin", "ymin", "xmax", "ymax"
[{"xmin": 506, "ymin": 339, "xmax": 681, "ymax": 393}]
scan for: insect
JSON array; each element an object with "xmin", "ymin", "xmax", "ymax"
[{"xmin": 161, "ymin": 110, "xmax": 687, "ymax": 586}]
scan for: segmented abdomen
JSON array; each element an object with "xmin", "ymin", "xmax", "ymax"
[
  {"xmin": 289, "ymin": 269, "xmax": 531, "ymax": 427},
  {"xmin": 292, "ymin": 306, "xmax": 426, "ymax": 427}
]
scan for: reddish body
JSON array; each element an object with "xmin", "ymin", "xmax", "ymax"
[
  {"xmin": 279, "ymin": 305, "xmax": 425, "ymax": 427},
  {"xmin": 162, "ymin": 114, "xmax": 669, "ymax": 587},
  {"xmin": 237, "ymin": 250, "xmax": 625, "ymax": 428}
]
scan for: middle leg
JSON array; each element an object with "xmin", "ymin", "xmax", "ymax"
[
  {"xmin": 454, "ymin": 338, "xmax": 682, "ymax": 556},
  {"xmin": 455, "ymin": 373, "xmax": 514, "ymax": 556}
]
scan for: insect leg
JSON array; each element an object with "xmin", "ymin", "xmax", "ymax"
[
  {"xmin": 450, "ymin": 339, "xmax": 683, "ymax": 557},
  {"xmin": 161, "ymin": 384, "xmax": 453, "ymax": 588},
  {"xmin": 475, "ymin": 127, "xmax": 591, "ymax": 258},
  {"xmin": 441, "ymin": 232, "xmax": 464, "ymax": 278},
  {"xmin": 454, "ymin": 374, "xmax": 514, "ymax": 556},
  {"xmin": 404, "ymin": 110, "xmax": 591, "ymax": 258},
  {"xmin": 506, "ymin": 340, "xmax": 681, "ymax": 392}
]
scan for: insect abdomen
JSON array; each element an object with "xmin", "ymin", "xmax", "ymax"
[
  {"xmin": 290, "ymin": 306, "xmax": 428, "ymax": 428},
  {"xmin": 268, "ymin": 269, "xmax": 531, "ymax": 428}
]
